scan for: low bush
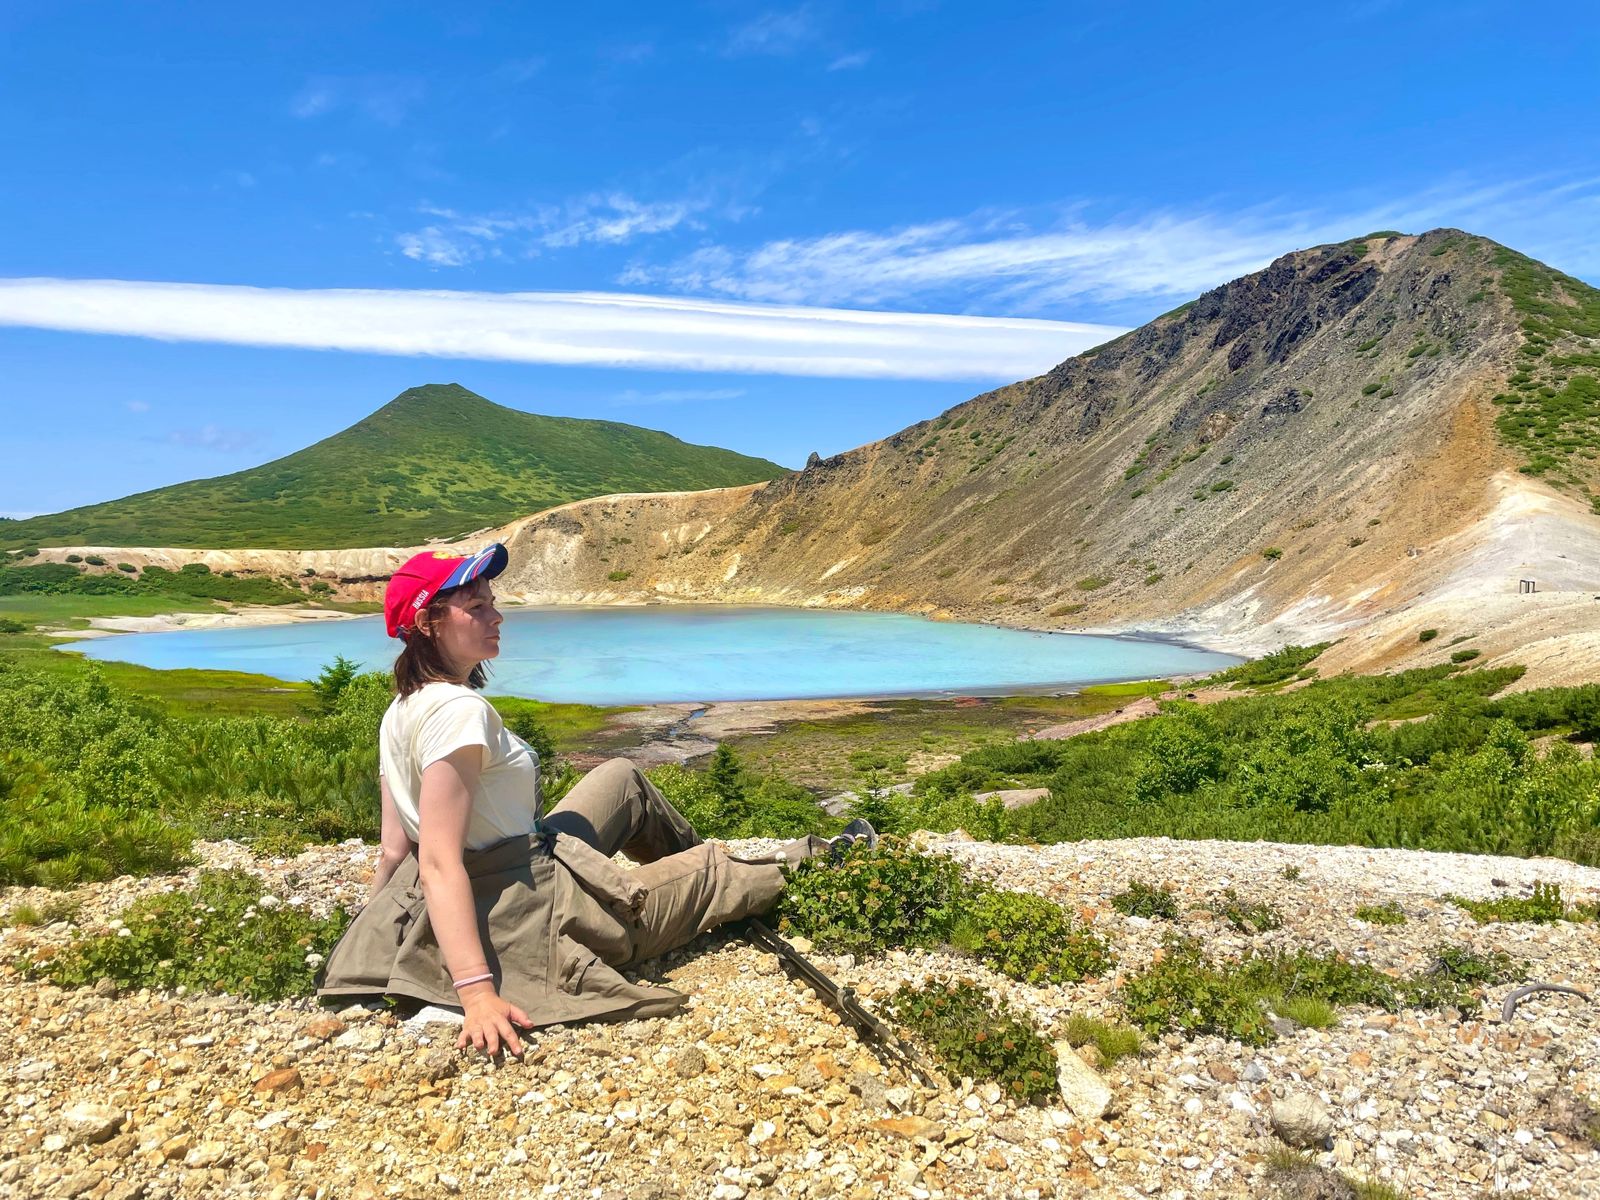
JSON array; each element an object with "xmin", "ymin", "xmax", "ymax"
[
  {"xmin": 1110, "ymin": 879, "xmax": 1180, "ymax": 919},
  {"xmin": 1418, "ymin": 628, "xmax": 1440, "ymax": 642},
  {"xmin": 1446, "ymin": 881, "xmax": 1595, "ymax": 924},
  {"xmin": 0, "ymin": 617, "xmax": 25, "ymax": 633},
  {"xmin": 1451, "ymin": 649, "xmax": 1482, "ymax": 664},
  {"xmin": 776, "ymin": 841, "xmax": 965, "ymax": 954},
  {"xmin": 1120, "ymin": 938, "xmax": 1276, "ymax": 1045},
  {"xmin": 1354, "ymin": 901, "xmax": 1407, "ymax": 925},
  {"xmin": 1401, "ymin": 944, "xmax": 1523, "ymax": 1010},
  {"xmin": 1261, "ymin": 546, "xmax": 1283, "ymax": 560},
  {"xmin": 1061, "ymin": 1015, "xmax": 1144, "ymax": 1065},
  {"xmin": 948, "ymin": 888, "xmax": 1112, "ymax": 984},
  {"xmin": 648, "ymin": 745, "xmax": 828, "ymax": 841},
  {"xmin": 886, "ymin": 977, "xmax": 1060, "ymax": 1103},
  {"xmin": 26, "ymin": 869, "xmax": 350, "ymax": 1002},
  {"xmin": 1209, "ymin": 888, "xmax": 1284, "ymax": 934},
  {"xmin": 1200, "ymin": 643, "xmax": 1331, "ymax": 688}
]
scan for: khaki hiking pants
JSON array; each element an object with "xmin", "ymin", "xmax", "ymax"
[{"xmin": 543, "ymin": 758, "xmax": 823, "ymax": 965}]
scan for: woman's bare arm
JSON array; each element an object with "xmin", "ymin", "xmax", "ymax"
[
  {"xmin": 417, "ymin": 746, "xmax": 531, "ymax": 1055},
  {"xmin": 367, "ymin": 775, "xmax": 417, "ymax": 901}
]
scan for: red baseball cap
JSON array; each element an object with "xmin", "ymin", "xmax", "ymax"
[{"xmin": 384, "ymin": 543, "xmax": 509, "ymax": 639}]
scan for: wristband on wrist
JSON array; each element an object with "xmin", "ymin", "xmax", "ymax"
[{"xmin": 452, "ymin": 972, "xmax": 494, "ymax": 989}]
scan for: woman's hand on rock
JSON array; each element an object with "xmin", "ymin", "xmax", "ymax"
[{"xmin": 456, "ymin": 983, "xmax": 532, "ymax": 1057}]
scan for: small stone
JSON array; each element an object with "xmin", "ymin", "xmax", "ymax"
[
  {"xmin": 160, "ymin": 1133, "xmax": 192, "ymax": 1162},
  {"xmin": 253, "ymin": 1068, "xmax": 303, "ymax": 1095},
  {"xmin": 748, "ymin": 1120, "xmax": 777, "ymax": 1146},
  {"xmin": 333, "ymin": 1023, "xmax": 386, "ymax": 1053},
  {"xmin": 674, "ymin": 1047, "xmax": 707, "ymax": 1079},
  {"xmin": 61, "ymin": 1102, "xmax": 124, "ymax": 1146},
  {"xmin": 184, "ymin": 1140, "xmax": 234, "ymax": 1169},
  {"xmin": 1271, "ymin": 1094, "xmax": 1335, "ymax": 1150},
  {"xmin": 1207, "ymin": 1062, "xmax": 1237, "ymax": 1084},
  {"xmin": 301, "ymin": 1016, "xmax": 347, "ymax": 1041},
  {"xmin": 871, "ymin": 1116, "xmax": 945, "ymax": 1142},
  {"xmin": 1242, "ymin": 1062, "xmax": 1269, "ymax": 1084},
  {"xmin": 885, "ymin": 1085, "xmax": 915, "ymax": 1112}
]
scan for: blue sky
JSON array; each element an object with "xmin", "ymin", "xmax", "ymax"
[{"xmin": 3, "ymin": 1, "xmax": 1598, "ymax": 520}]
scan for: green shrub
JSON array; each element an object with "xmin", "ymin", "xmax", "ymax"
[
  {"xmin": 776, "ymin": 841, "xmax": 965, "ymax": 954},
  {"xmin": 1446, "ymin": 881, "xmax": 1594, "ymax": 924},
  {"xmin": 84, "ymin": 555, "xmax": 106, "ymax": 566},
  {"xmin": 1062, "ymin": 1015, "xmax": 1144, "ymax": 1065},
  {"xmin": 1209, "ymin": 888, "xmax": 1283, "ymax": 933},
  {"xmin": 1401, "ymin": 944, "xmax": 1523, "ymax": 1010},
  {"xmin": 65, "ymin": 554, "xmax": 83, "ymax": 563},
  {"xmin": 1241, "ymin": 949, "xmax": 1401, "ymax": 1010},
  {"xmin": 1354, "ymin": 901, "xmax": 1407, "ymax": 925},
  {"xmin": 1210, "ymin": 480, "xmax": 1235, "ymax": 493},
  {"xmin": 116, "ymin": 562, "xmax": 137, "ymax": 573},
  {"xmin": 606, "ymin": 569, "xmax": 632, "ymax": 582},
  {"xmin": 1280, "ymin": 865, "xmax": 1302, "ymax": 881},
  {"xmin": 886, "ymin": 977, "xmax": 1059, "ymax": 1103},
  {"xmin": 1201, "ymin": 643, "xmax": 1330, "ymax": 688},
  {"xmin": 28, "ymin": 869, "xmax": 350, "ymax": 1002},
  {"xmin": 1362, "ymin": 383, "xmax": 1381, "ymax": 395},
  {"xmin": 1110, "ymin": 879, "xmax": 1180, "ymax": 919},
  {"xmin": 1120, "ymin": 938, "xmax": 1276, "ymax": 1045},
  {"xmin": 1451, "ymin": 649, "xmax": 1481, "ymax": 664},
  {"xmin": 0, "ymin": 618, "xmax": 25, "ymax": 634},
  {"xmin": 1418, "ymin": 629, "xmax": 1439, "ymax": 642},
  {"xmin": 647, "ymin": 745, "xmax": 827, "ymax": 841},
  {"xmin": 1075, "ymin": 575, "xmax": 1110, "ymax": 591},
  {"xmin": 949, "ymin": 888, "xmax": 1112, "ymax": 984},
  {"xmin": 1261, "ymin": 546, "xmax": 1283, "ymax": 560}
]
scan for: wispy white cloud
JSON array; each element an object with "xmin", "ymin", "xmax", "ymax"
[
  {"xmin": 167, "ymin": 425, "xmax": 264, "ymax": 453},
  {"xmin": 0, "ymin": 279, "xmax": 1122, "ymax": 382},
  {"xmin": 397, "ymin": 193, "xmax": 713, "ymax": 267},
  {"xmin": 726, "ymin": 8, "xmax": 818, "ymax": 56},
  {"xmin": 827, "ymin": 51, "xmax": 872, "ymax": 71},
  {"xmin": 289, "ymin": 75, "xmax": 424, "ymax": 125},
  {"xmin": 610, "ymin": 387, "xmax": 747, "ymax": 407},
  {"xmin": 125, "ymin": 399, "xmax": 151, "ymax": 413},
  {"xmin": 623, "ymin": 176, "xmax": 1600, "ymax": 313}
]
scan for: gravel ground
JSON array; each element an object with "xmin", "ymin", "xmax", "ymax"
[{"xmin": 3, "ymin": 835, "xmax": 1598, "ymax": 1200}]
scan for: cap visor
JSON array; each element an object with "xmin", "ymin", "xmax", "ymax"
[{"xmin": 440, "ymin": 543, "xmax": 509, "ymax": 592}]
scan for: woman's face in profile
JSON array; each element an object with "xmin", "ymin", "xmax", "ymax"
[{"xmin": 428, "ymin": 576, "xmax": 503, "ymax": 671}]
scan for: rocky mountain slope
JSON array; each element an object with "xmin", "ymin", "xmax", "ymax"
[
  {"xmin": 34, "ymin": 230, "xmax": 1600, "ymax": 683},
  {"xmin": 2, "ymin": 385, "xmax": 788, "ymax": 550},
  {"xmin": 471, "ymin": 229, "xmax": 1600, "ymax": 680}
]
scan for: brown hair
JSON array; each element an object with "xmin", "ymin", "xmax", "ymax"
[{"xmin": 393, "ymin": 590, "xmax": 489, "ymax": 697}]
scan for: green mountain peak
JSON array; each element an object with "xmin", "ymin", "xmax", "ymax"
[{"xmin": 5, "ymin": 385, "xmax": 790, "ymax": 550}]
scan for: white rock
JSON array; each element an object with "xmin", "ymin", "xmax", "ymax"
[
  {"xmin": 1270, "ymin": 1094, "xmax": 1334, "ymax": 1149},
  {"xmin": 1053, "ymin": 1040, "xmax": 1112, "ymax": 1121},
  {"xmin": 748, "ymin": 1120, "xmax": 776, "ymax": 1146},
  {"xmin": 60, "ymin": 1102, "xmax": 123, "ymax": 1146}
]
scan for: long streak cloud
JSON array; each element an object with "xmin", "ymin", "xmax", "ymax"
[{"xmin": 0, "ymin": 278, "xmax": 1125, "ymax": 382}]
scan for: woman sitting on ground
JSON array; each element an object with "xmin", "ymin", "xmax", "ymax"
[{"xmin": 318, "ymin": 544, "xmax": 873, "ymax": 1056}]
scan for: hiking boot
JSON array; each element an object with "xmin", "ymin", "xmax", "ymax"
[
  {"xmin": 825, "ymin": 818, "xmax": 880, "ymax": 862},
  {"xmin": 837, "ymin": 818, "xmax": 880, "ymax": 850}
]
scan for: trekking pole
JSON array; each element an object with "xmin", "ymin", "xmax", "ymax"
[{"xmin": 740, "ymin": 917, "xmax": 943, "ymax": 1091}]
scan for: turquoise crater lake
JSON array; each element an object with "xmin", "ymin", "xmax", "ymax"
[{"xmin": 67, "ymin": 606, "xmax": 1239, "ymax": 705}]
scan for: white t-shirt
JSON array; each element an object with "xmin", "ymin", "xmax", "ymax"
[{"xmin": 379, "ymin": 682, "xmax": 543, "ymax": 851}]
